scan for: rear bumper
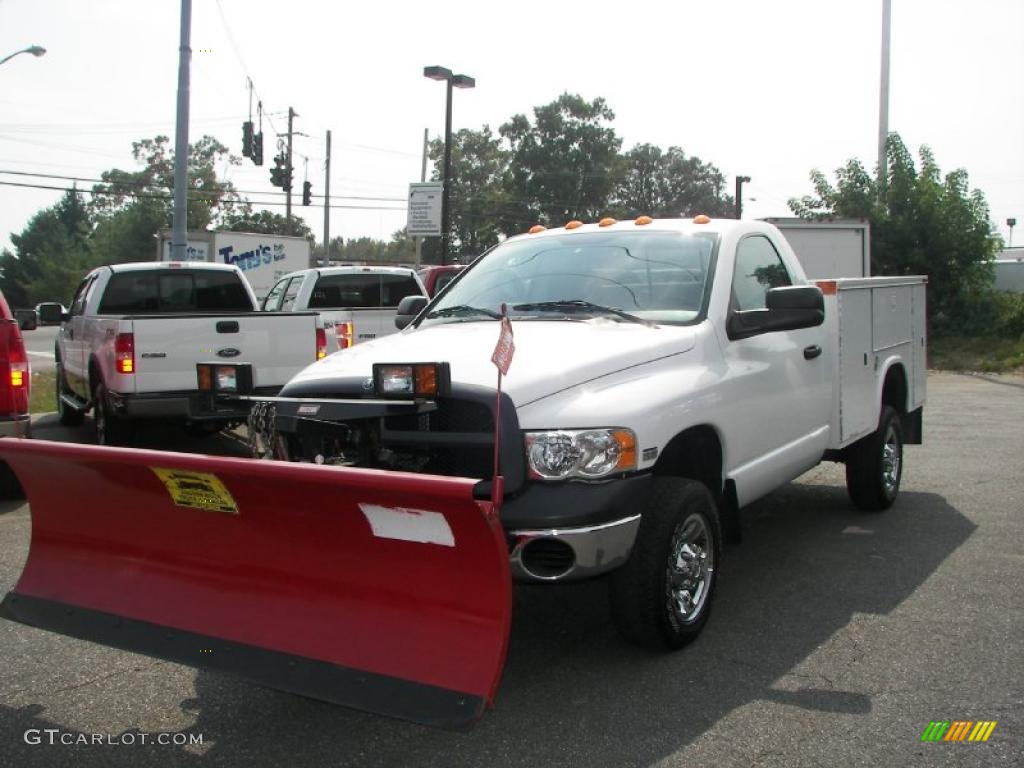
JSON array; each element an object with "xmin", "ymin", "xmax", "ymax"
[
  {"xmin": 108, "ymin": 389, "xmax": 279, "ymax": 422},
  {"xmin": 0, "ymin": 414, "xmax": 31, "ymax": 438}
]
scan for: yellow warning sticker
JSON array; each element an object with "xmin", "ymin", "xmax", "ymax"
[{"xmin": 151, "ymin": 468, "xmax": 238, "ymax": 515}]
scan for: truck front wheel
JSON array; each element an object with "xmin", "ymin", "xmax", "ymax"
[
  {"xmin": 845, "ymin": 405, "xmax": 903, "ymax": 511},
  {"xmin": 609, "ymin": 477, "xmax": 721, "ymax": 649}
]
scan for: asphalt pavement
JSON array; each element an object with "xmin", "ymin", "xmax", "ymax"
[{"xmin": 0, "ymin": 371, "xmax": 1020, "ymax": 767}]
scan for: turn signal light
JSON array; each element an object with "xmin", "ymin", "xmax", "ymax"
[{"xmin": 316, "ymin": 328, "xmax": 328, "ymax": 360}]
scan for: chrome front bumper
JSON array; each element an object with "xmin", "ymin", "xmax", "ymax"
[{"xmin": 508, "ymin": 514, "xmax": 641, "ymax": 582}]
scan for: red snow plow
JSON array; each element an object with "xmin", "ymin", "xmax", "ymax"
[{"xmin": 0, "ymin": 439, "xmax": 512, "ymax": 728}]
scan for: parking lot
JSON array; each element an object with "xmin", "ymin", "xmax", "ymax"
[{"xmin": 0, "ymin": 371, "xmax": 1021, "ymax": 767}]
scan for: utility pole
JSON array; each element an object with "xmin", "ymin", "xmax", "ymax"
[
  {"xmin": 323, "ymin": 130, "xmax": 331, "ymax": 266},
  {"xmin": 415, "ymin": 128, "xmax": 428, "ymax": 267},
  {"xmin": 735, "ymin": 176, "xmax": 751, "ymax": 219},
  {"xmin": 878, "ymin": 0, "xmax": 892, "ymax": 194},
  {"xmin": 286, "ymin": 107, "xmax": 296, "ymax": 220},
  {"xmin": 170, "ymin": 0, "xmax": 192, "ymax": 260}
]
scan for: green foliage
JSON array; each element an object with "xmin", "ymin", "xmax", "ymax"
[
  {"xmin": 612, "ymin": 144, "xmax": 734, "ymax": 219},
  {"xmin": 0, "ymin": 189, "xmax": 92, "ymax": 306},
  {"xmin": 221, "ymin": 208, "xmax": 313, "ymax": 238},
  {"xmin": 789, "ymin": 134, "xmax": 1000, "ymax": 334},
  {"xmin": 420, "ymin": 93, "xmax": 733, "ymax": 260},
  {"xmin": 500, "ymin": 94, "xmax": 622, "ymax": 229}
]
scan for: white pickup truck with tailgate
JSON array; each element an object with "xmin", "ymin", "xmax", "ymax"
[
  {"xmin": 1, "ymin": 217, "xmax": 926, "ymax": 727},
  {"xmin": 53, "ymin": 261, "xmax": 326, "ymax": 443},
  {"xmin": 262, "ymin": 265, "xmax": 426, "ymax": 352}
]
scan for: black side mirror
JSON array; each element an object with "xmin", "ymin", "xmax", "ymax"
[
  {"xmin": 395, "ymin": 295, "xmax": 428, "ymax": 330},
  {"xmin": 37, "ymin": 304, "xmax": 64, "ymax": 325},
  {"xmin": 15, "ymin": 310, "xmax": 37, "ymax": 331},
  {"xmin": 727, "ymin": 285, "xmax": 824, "ymax": 340}
]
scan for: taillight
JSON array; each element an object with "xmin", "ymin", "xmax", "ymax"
[
  {"xmin": 6, "ymin": 322, "xmax": 27, "ymax": 389},
  {"xmin": 115, "ymin": 333, "xmax": 135, "ymax": 374},
  {"xmin": 316, "ymin": 328, "xmax": 327, "ymax": 360},
  {"xmin": 335, "ymin": 321, "xmax": 353, "ymax": 349}
]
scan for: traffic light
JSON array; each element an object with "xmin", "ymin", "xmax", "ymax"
[
  {"xmin": 269, "ymin": 154, "xmax": 286, "ymax": 188},
  {"xmin": 302, "ymin": 181, "xmax": 312, "ymax": 206},
  {"xmin": 242, "ymin": 121, "xmax": 253, "ymax": 158},
  {"xmin": 252, "ymin": 132, "xmax": 263, "ymax": 166}
]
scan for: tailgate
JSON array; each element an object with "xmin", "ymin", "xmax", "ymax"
[{"xmin": 130, "ymin": 313, "xmax": 319, "ymax": 393}]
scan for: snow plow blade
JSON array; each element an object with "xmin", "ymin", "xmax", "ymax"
[{"xmin": 0, "ymin": 439, "xmax": 512, "ymax": 728}]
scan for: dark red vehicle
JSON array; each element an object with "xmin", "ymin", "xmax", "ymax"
[
  {"xmin": 417, "ymin": 264, "xmax": 465, "ymax": 297},
  {"xmin": 0, "ymin": 289, "xmax": 31, "ymax": 498}
]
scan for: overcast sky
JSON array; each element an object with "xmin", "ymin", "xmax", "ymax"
[{"xmin": 2, "ymin": 0, "xmax": 1022, "ymax": 256}]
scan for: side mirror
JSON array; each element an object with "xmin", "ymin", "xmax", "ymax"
[
  {"xmin": 727, "ymin": 285, "xmax": 824, "ymax": 340},
  {"xmin": 15, "ymin": 310, "xmax": 37, "ymax": 331},
  {"xmin": 37, "ymin": 303, "xmax": 64, "ymax": 325},
  {"xmin": 395, "ymin": 295, "xmax": 428, "ymax": 330}
]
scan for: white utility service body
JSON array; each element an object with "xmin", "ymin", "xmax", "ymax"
[
  {"xmin": 269, "ymin": 217, "xmax": 925, "ymax": 649},
  {"xmin": 55, "ymin": 262, "xmax": 324, "ymax": 442},
  {"xmin": 263, "ymin": 266, "xmax": 427, "ymax": 353}
]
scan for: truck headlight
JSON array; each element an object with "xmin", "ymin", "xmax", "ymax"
[
  {"xmin": 525, "ymin": 429, "xmax": 637, "ymax": 480},
  {"xmin": 372, "ymin": 362, "xmax": 451, "ymax": 398}
]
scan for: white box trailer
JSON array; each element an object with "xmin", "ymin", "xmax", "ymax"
[
  {"xmin": 157, "ymin": 230, "xmax": 311, "ymax": 302},
  {"xmin": 765, "ymin": 217, "xmax": 871, "ymax": 279}
]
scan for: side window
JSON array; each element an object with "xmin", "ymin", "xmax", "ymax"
[
  {"xmin": 732, "ymin": 236, "xmax": 792, "ymax": 311},
  {"xmin": 280, "ymin": 277, "xmax": 302, "ymax": 311},
  {"xmin": 69, "ymin": 276, "xmax": 95, "ymax": 316},
  {"xmin": 262, "ymin": 277, "xmax": 291, "ymax": 311}
]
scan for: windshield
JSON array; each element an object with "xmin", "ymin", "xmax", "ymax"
[{"xmin": 420, "ymin": 230, "xmax": 717, "ymax": 327}]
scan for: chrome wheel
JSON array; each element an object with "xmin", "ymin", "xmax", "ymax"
[
  {"xmin": 881, "ymin": 424, "xmax": 901, "ymax": 496},
  {"xmin": 666, "ymin": 513, "xmax": 714, "ymax": 626}
]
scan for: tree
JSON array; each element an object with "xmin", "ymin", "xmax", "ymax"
[
  {"xmin": 789, "ymin": 134, "xmax": 999, "ymax": 332},
  {"xmin": 499, "ymin": 94, "xmax": 622, "ymax": 231},
  {"xmin": 90, "ymin": 135, "xmax": 244, "ymax": 264},
  {"xmin": 612, "ymin": 144, "xmax": 734, "ymax": 219},
  {"xmin": 0, "ymin": 188, "xmax": 92, "ymax": 306},
  {"xmin": 220, "ymin": 208, "xmax": 313, "ymax": 238},
  {"xmin": 428, "ymin": 126, "xmax": 510, "ymax": 259}
]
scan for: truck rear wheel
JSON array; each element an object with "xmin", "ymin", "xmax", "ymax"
[
  {"xmin": 609, "ymin": 477, "xmax": 720, "ymax": 649},
  {"xmin": 92, "ymin": 381, "xmax": 128, "ymax": 446},
  {"xmin": 845, "ymin": 405, "xmax": 903, "ymax": 511}
]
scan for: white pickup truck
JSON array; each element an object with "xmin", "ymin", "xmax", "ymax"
[
  {"xmin": 262, "ymin": 266, "xmax": 426, "ymax": 353},
  {"xmin": 53, "ymin": 262, "xmax": 325, "ymax": 444},
  {"xmin": 261, "ymin": 217, "xmax": 926, "ymax": 650}
]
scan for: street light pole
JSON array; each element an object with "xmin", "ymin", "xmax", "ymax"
[
  {"xmin": 735, "ymin": 176, "xmax": 751, "ymax": 219},
  {"xmin": 0, "ymin": 45, "xmax": 46, "ymax": 67},
  {"xmin": 424, "ymin": 66, "xmax": 475, "ymax": 266}
]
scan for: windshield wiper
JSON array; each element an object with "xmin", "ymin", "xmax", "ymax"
[
  {"xmin": 511, "ymin": 300, "xmax": 654, "ymax": 326},
  {"xmin": 425, "ymin": 304, "xmax": 502, "ymax": 320}
]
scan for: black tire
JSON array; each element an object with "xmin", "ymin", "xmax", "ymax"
[
  {"xmin": 92, "ymin": 380, "xmax": 128, "ymax": 446},
  {"xmin": 609, "ymin": 477, "xmax": 721, "ymax": 649},
  {"xmin": 55, "ymin": 359, "xmax": 85, "ymax": 426},
  {"xmin": 846, "ymin": 405, "xmax": 903, "ymax": 511},
  {"xmin": 0, "ymin": 461, "xmax": 24, "ymax": 501}
]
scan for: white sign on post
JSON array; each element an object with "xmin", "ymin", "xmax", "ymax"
[{"xmin": 407, "ymin": 182, "xmax": 443, "ymax": 236}]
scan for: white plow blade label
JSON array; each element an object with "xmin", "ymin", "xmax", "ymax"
[{"xmin": 359, "ymin": 504, "xmax": 456, "ymax": 547}]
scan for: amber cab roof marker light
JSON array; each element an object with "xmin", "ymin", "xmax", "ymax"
[
  {"xmin": 564, "ymin": 220, "xmax": 583, "ymax": 230},
  {"xmin": 635, "ymin": 216, "xmax": 653, "ymax": 226},
  {"xmin": 528, "ymin": 225, "xmax": 547, "ymax": 234},
  {"xmin": 693, "ymin": 214, "xmax": 711, "ymax": 224},
  {"xmin": 598, "ymin": 217, "xmax": 616, "ymax": 227}
]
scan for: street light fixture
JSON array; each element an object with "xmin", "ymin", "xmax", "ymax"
[
  {"xmin": 0, "ymin": 45, "xmax": 46, "ymax": 67},
  {"xmin": 424, "ymin": 65, "xmax": 475, "ymax": 265}
]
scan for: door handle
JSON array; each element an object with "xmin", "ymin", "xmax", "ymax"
[{"xmin": 803, "ymin": 344, "xmax": 822, "ymax": 360}]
